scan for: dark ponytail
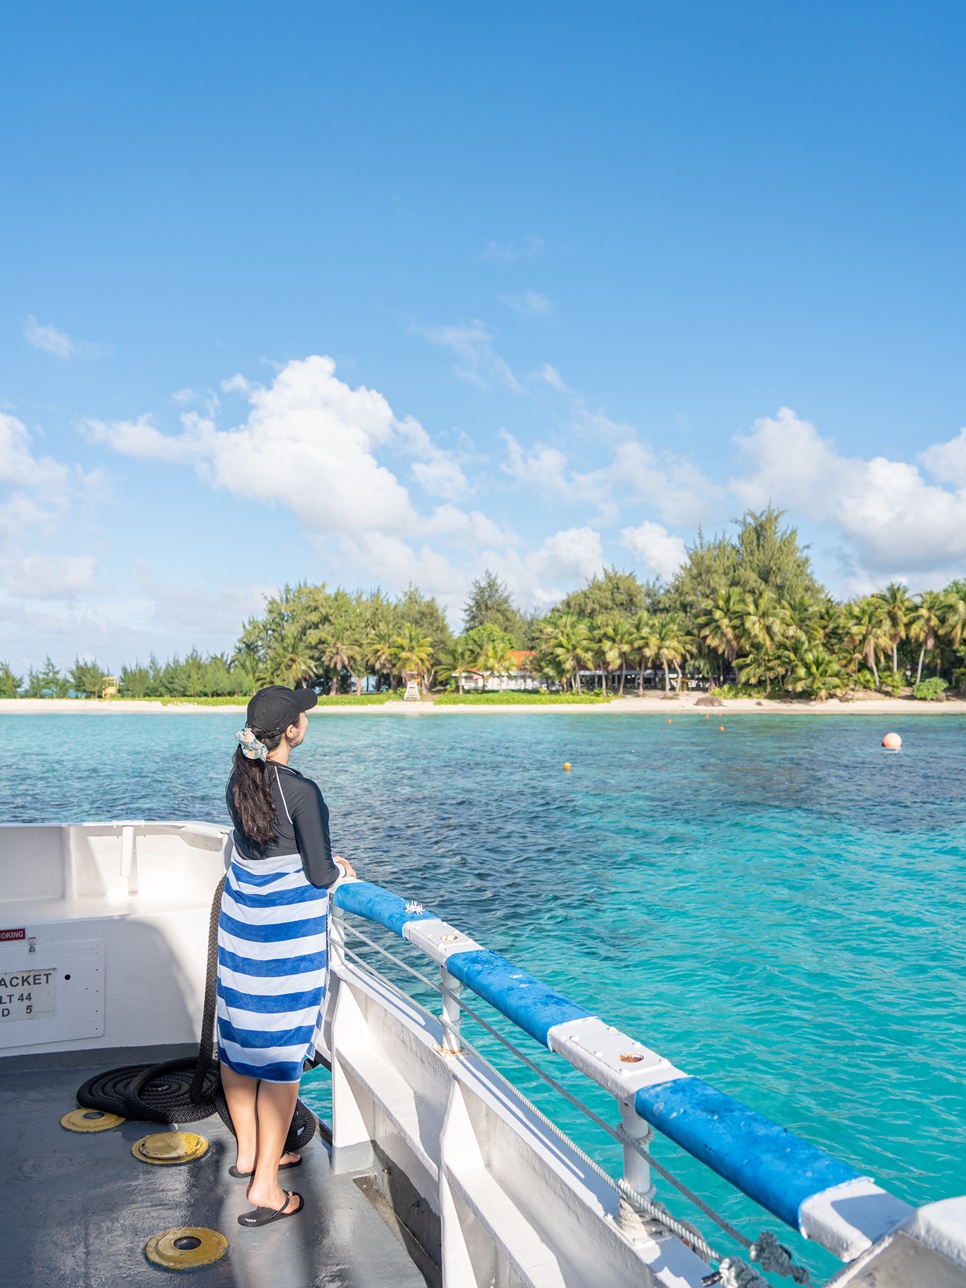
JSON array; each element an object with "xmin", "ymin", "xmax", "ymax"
[{"xmin": 231, "ymin": 727, "xmax": 285, "ymax": 844}]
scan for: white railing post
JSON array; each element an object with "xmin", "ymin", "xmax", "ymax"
[
  {"xmin": 440, "ymin": 965, "xmax": 462, "ymax": 1054},
  {"xmin": 619, "ymin": 1100, "xmax": 655, "ymax": 1238},
  {"xmin": 330, "ymin": 900, "xmax": 346, "ymax": 971}
]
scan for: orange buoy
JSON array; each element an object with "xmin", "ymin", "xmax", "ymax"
[
  {"xmin": 563, "ymin": 762, "xmax": 572, "ymax": 771},
  {"xmin": 667, "ymin": 719, "xmax": 672, "ymax": 724},
  {"xmin": 719, "ymin": 725, "xmax": 725, "ymax": 731},
  {"xmin": 882, "ymin": 732, "xmax": 902, "ymax": 750}
]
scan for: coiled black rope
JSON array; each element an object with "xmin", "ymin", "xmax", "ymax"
[{"xmin": 77, "ymin": 871, "xmax": 318, "ymax": 1154}]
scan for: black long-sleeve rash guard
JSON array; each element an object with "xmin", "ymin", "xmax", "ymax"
[{"xmin": 226, "ymin": 762, "xmax": 340, "ymax": 888}]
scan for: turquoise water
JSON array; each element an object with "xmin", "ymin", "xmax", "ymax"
[{"xmin": 5, "ymin": 711, "xmax": 965, "ymax": 1275}]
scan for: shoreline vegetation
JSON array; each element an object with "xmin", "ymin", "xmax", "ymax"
[
  {"xmin": 3, "ymin": 692, "xmax": 966, "ymax": 715},
  {"xmin": 4, "ymin": 510, "xmax": 966, "ymax": 708}
]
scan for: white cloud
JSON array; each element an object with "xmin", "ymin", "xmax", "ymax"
[
  {"xmin": 620, "ymin": 521, "xmax": 688, "ymax": 581},
  {"xmin": 23, "ymin": 315, "xmax": 75, "ymax": 357},
  {"xmin": 499, "ymin": 431, "xmax": 620, "ymax": 527},
  {"xmin": 22, "ymin": 316, "xmax": 107, "ymax": 359},
  {"xmin": 731, "ymin": 407, "xmax": 966, "ymax": 579},
  {"xmin": 499, "ymin": 430, "xmax": 712, "ymax": 528},
  {"xmin": 0, "ymin": 413, "xmax": 72, "ymax": 491},
  {"xmin": 480, "ymin": 526, "xmax": 605, "ymax": 611},
  {"xmin": 88, "ymin": 356, "xmax": 425, "ymax": 537},
  {"xmin": 0, "ymin": 412, "xmax": 100, "ymax": 541},
  {"xmin": 500, "ymin": 290, "xmax": 553, "ymax": 318},
  {"xmin": 610, "ymin": 441, "xmax": 714, "ymax": 527},
  {"xmin": 3, "ymin": 552, "xmax": 98, "ymax": 598},
  {"xmin": 529, "ymin": 526, "xmax": 604, "ymax": 592},
  {"xmin": 411, "ymin": 456, "xmax": 468, "ymax": 499},
  {"xmin": 130, "ymin": 563, "xmax": 274, "ymax": 640},
  {"xmin": 86, "ymin": 413, "xmax": 200, "ymax": 464},
  {"xmin": 531, "ymin": 362, "xmax": 568, "ymax": 392},
  {"xmin": 337, "ymin": 532, "xmax": 467, "ymax": 621},
  {"xmin": 919, "ymin": 427, "xmax": 966, "ymax": 488},
  {"xmin": 412, "ymin": 320, "xmax": 524, "ymax": 393},
  {"xmin": 482, "ymin": 235, "xmax": 544, "ymax": 262}
]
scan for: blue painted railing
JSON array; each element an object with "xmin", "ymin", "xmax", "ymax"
[{"xmin": 332, "ymin": 880, "xmax": 880, "ymax": 1243}]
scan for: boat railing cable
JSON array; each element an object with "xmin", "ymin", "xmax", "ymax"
[
  {"xmin": 332, "ymin": 878, "xmax": 911, "ymax": 1282},
  {"xmin": 339, "ymin": 913, "xmax": 812, "ymax": 1287}
]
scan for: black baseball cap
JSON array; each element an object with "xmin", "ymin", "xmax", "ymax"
[{"xmin": 246, "ymin": 685, "xmax": 318, "ymax": 736}]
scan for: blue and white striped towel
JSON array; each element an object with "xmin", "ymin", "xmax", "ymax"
[{"xmin": 216, "ymin": 848, "xmax": 329, "ymax": 1083}]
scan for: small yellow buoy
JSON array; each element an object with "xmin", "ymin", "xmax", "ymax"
[
  {"xmin": 144, "ymin": 1227, "xmax": 228, "ymax": 1270},
  {"xmin": 61, "ymin": 1108, "xmax": 125, "ymax": 1133},
  {"xmin": 882, "ymin": 732, "xmax": 902, "ymax": 750},
  {"xmin": 132, "ymin": 1131, "xmax": 209, "ymax": 1165},
  {"xmin": 563, "ymin": 762, "xmax": 571, "ymax": 771}
]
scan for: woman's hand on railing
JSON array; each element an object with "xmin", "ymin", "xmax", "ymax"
[{"xmin": 334, "ymin": 855, "xmax": 357, "ymax": 880}]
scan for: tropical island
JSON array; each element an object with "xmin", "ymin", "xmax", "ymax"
[{"xmin": 3, "ymin": 511, "xmax": 965, "ymax": 708}]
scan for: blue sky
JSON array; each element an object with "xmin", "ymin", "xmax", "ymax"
[{"xmin": 2, "ymin": 1, "xmax": 965, "ymax": 669}]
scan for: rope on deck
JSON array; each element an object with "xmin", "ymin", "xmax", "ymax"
[{"xmin": 77, "ymin": 874, "xmax": 316, "ymax": 1156}]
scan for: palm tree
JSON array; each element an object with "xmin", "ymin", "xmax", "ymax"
[
  {"xmin": 598, "ymin": 617, "xmax": 638, "ymax": 696},
  {"xmin": 631, "ymin": 611, "xmax": 656, "ymax": 693},
  {"xmin": 650, "ymin": 614, "xmax": 687, "ymax": 694},
  {"xmin": 788, "ymin": 645, "xmax": 849, "ymax": 702},
  {"xmin": 876, "ymin": 582, "xmax": 913, "ymax": 675},
  {"xmin": 543, "ymin": 616, "xmax": 593, "ymax": 692},
  {"xmin": 318, "ymin": 628, "xmax": 362, "ymax": 696},
  {"xmin": 696, "ymin": 587, "xmax": 744, "ymax": 684},
  {"xmin": 437, "ymin": 637, "xmax": 476, "ymax": 694},
  {"xmin": 473, "ymin": 634, "xmax": 515, "ymax": 691},
  {"xmin": 269, "ymin": 629, "xmax": 316, "ymax": 688},
  {"xmin": 910, "ymin": 590, "xmax": 945, "ymax": 685},
  {"xmin": 941, "ymin": 590, "xmax": 966, "ymax": 656},
  {"xmin": 785, "ymin": 595, "xmax": 824, "ymax": 647},
  {"xmin": 843, "ymin": 597, "xmax": 890, "ymax": 688},
  {"xmin": 392, "ymin": 623, "xmax": 434, "ymax": 692},
  {"xmin": 738, "ymin": 591, "xmax": 789, "ymax": 696},
  {"xmin": 365, "ymin": 622, "xmax": 397, "ymax": 691},
  {"xmin": 589, "ymin": 617, "xmax": 612, "ymax": 692}
]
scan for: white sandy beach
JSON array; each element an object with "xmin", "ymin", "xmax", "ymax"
[{"xmin": 2, "ymin": 694, "xmax": 964, "ymax": 716}]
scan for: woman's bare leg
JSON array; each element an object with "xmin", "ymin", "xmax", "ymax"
[
  {"xmin": 220, "ymin": 1065, "xmax": 259, "ymax": 1172},
  {"xmin": 247, "ymin": 1079, "xmax": 301, "ymax": 1211}
]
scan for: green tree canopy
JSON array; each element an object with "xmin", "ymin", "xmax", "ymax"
[
  {"xmin": 0, "ymin": 661, "xmax": 23, "ymax": 698},
  {"xmin": 733, "ymin": 507, "xmax": 824, "ymax": 602},
  {"xmin": 668, "ymin": 508, "xmax": 824, "ymax": 627},
  {"xmin": 556, "ymin": 567, "xmax": 659, "ymax": 620},
  {"xmin": 25, "ymin": 656, "xmax": 68, "ymax": 698},
  {"xmin": 462, "ymin": 570, "xmax": 520, "ymax": 638},
  {"xmin": 70, "ymin": 657, "xmax": 108, "ymax": 699}
]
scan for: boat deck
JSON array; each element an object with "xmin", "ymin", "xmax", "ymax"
[{"xmin": 0, "ymin": 1047, "xmax": 429, "ymax": 1288}]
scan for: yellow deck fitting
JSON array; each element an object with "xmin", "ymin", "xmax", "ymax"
[
  {"xmin": 60, "ymin": 1108, "xmax": 125, "ymax": 1133},
  {"xmin": 144, "ymin": 1227, "xmax": 228, "ymax": 1270},
  {"xmin": 131, "ymin": 1131, "xmax": 209, "ymax": 1165}
]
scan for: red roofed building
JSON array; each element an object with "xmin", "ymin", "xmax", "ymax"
[{"xmin": 457, "ymin": 649, "xmax": 542, "ymax": 691}]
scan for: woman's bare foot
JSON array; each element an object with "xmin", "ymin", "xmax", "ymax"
[
  {"xmin": 235, "ymin": 1150, "xmax": 300, "ymax": 1174},
  {"xmin": 246, "ymin": 1184, "xmax": 301, "ymax": 1214}
]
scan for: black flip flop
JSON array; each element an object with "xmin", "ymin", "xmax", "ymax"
[
  {"xmin": 237, "ymin": 1191, "xmax": 304, "ymax": 1227},
  {"xmin": 229, "ymin": 1157, "xmax": 302, "ymax": 1179}
]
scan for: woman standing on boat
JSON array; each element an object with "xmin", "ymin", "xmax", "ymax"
[{"xmin": 219, "ymin": 684, "xmax": 354, "ymax": 1227}]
